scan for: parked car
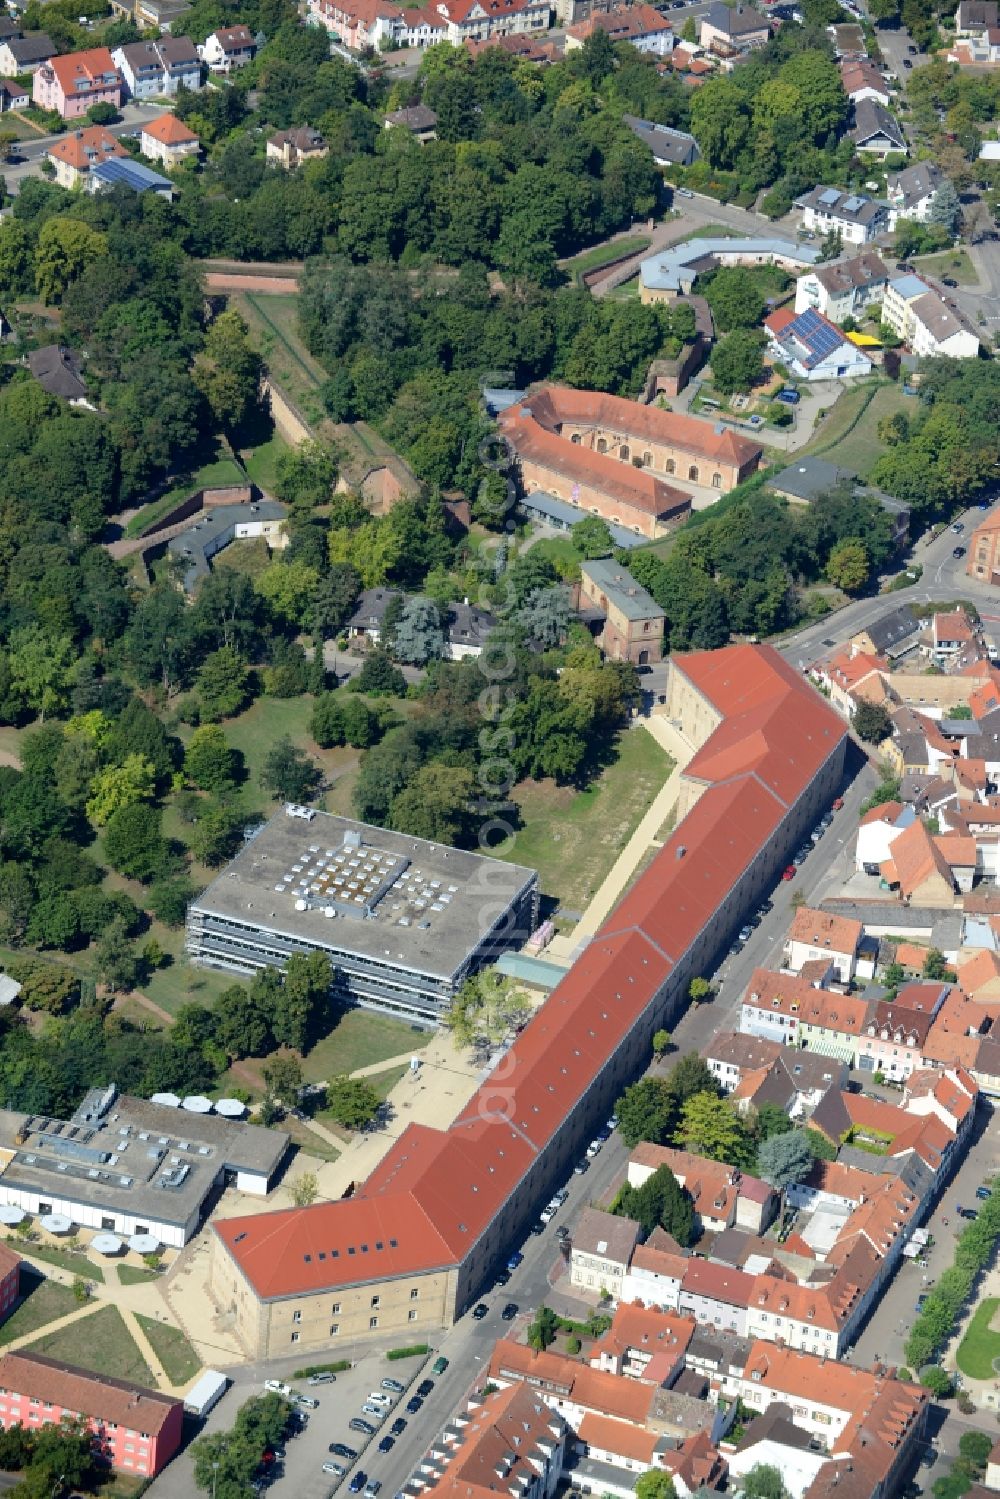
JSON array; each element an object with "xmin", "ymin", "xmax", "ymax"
[
  {"xmin": 264, "ymin": 1381, "xmax": 294, "ymax": 1399},
  {"xmin": 737, "ymin": 924, "xmax": 753, "ymax": 943},
  {"xmin": 367, "ymin": 1393, "xmax": 392, "ymax": 1408},
  {"xmin": 330, "ymin": 1445, "xmax": 358, "ymax": 1461},
  {"xmin": 782, "ymin": 865, "xmax": 796, "ymax": 880},
  {"xmin": 502, "ymin": 1303, "xmax": 519, "ymax": 1321},
  {"xmin": 507, "ymin": 1251, "xmax": 523, "ymax": 1270},
  {"xmin": 953, "ymin": 546, "xmax": 965, "ymax": 559},
  {"xmin": 573, "ymin": 1158, "xmax": 590, "ymax": 1174},
  {"xmin": 382, "ymin": 1378, "xmax": 405, "ymax": 1394},
  {"xmin": 902, "ymin": 56, "xmax": 912, "ymax": 65},
  {"xmin": 432, "ymin": 1357, "xmax": 449, "ymax": 1375},
  {"xmin": 556, "ymin": 1224, "xmax": 570, "ymax": 1239},
  {"xmin": 472, "ymin": 1302, "xmax": 489, "ymax": 1320},
  {"xmin": 391, "ymin": 1418, "xmax": 407, "ymax": 1436},
  {"xmin": 297, "ymin": 1395, "xmax": 319, "ymax": 1410},
  {"xmin": 308, "ymin": 1372, "xmax": 336, "ymax": 1386},
  {"xmin": 952, "ymin": 522, "xmax": 964, "ymax": 533},
  {"xmin": 942, "ymin": 276, "xmax": 958, "ymax": 288},
  {"xmin": 675, "ymin": 186, "xmax": 694, "ymax": 198},
  {"xmin": 378, "ymin": 1437, "xmax": 394, "ymax": 1454},
  {"xmin": 350, "ymin": 1419, "xmax": 376, "ymax": 1437},
  {"xmin": 361, "ymin": 1403, "xmax": 384, "ymax": 1420},
  {"xmin": 907, "ymin": 40, "xmax": 917, "ymax": 50},
  {"xmin": 406, "ymin": 1396, "xmax": 423, "ymax": 1414},
  {"xmin": 323, "ymin": 1462, "xmax": 347, "ymax": 1478},
  {"xmin": 586, "ymin": 1139, "xmax": 602, "ymax": 1158},
  {"xmin": 417, "ymin": 1380, "xmax": 435, "ymax": 1398},
  {"xmin": 976, "ymin": 1185, "xmax": 992, "ymax": 1200},
  {"xmin": 349, "ymin": 1475, "xmax": 367, "ymax": 1494},
  {"xmin": 494, "ymin": 1269, "xmax": 512, "ymax": 1286},
  {"xmin": 775, "ymin": 386, "xmax": 800, "ymax": 405},
  {"xmin": 530, "ymin": 1220, "xmax": 545, "ymax": 1235},
  {"xmin": 365, "ymin": 1480, "xmax": 382, "ymax": 1496}
]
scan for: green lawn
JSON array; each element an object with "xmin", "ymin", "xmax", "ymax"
[
  {"xmin": 117, "ymin": 1264, "xmax": 161, "ymax": 1287},
  {"xmin": 914, "ymin": 248, "xmax": 978, "ymax": 286},
  {"xmin": 301, "ymin": 1009, "xmax": 427, "ymax": 1085},
  {"xmin": 527, "ymin": 537, "xmax": 583, "ymax": 575},
  {"xmin": 241, "ymin": 431, "xmax": 292, "ymax": 493},
  {"xmin": 25, "ymin": 1305, "xmax": 153, "ymax": 1385},
  {"xmin": 0, "ymin": 1276, "xmax": 78, "ymax": 1346},
  {"xmin": 17, "ymin": 1241, "xmax": 104, "ymax": 1284},
  {"xmin": 957, "ymin": 1297, "xmax": 1000, "ymax": 1379},
  {"xmin": 493, "ymin": 725, "xmax": 675, "ymax": 911},
  {"xmin": 134, "ymin": 1314, "xmax": 201, "ymax": 1385},
  {"xmin": 124, "ymin": 447, "xmax": 247, "ymax": 539},
  {"xmin": 212, "ymin": 536, "xmax": 272, "ymax": 579},
  {"xmin": 606, "ymin": 276, "xmax": 641, "ymax": 301},
  {"xmin": 803, "ymin": 383, "xmax": 914, "ymax": 477},
  {"xmin": 369, "ymin": 1061, "xmax": 410, "ymax": 1101},
  {"xmin": 563, "ymin": 235, "xmax": 651, "ymax": 278}
]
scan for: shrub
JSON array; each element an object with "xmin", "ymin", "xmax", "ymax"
[{"xmin": 386, "ymin": 1344, "xmax": 430, "ymax": 1361}]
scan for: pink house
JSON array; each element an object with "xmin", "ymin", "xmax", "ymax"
[
  {"xmin": 0, "ymin": 1352, "xmax": 182, "ymax": 1478},
  {"xmin": 33, "ymin": 46, "xmax": 122, "ymax": 120}
]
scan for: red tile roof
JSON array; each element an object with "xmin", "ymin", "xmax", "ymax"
[
  {"xmin": 518, "ymin": 383, "xmax": 763, "ymax": 468},
  {"xmin": 142, "ymin": 111, "xmax": 198, "ymax": 145},
  {"xmin": 681, "ymin": 1258, "xmax": 755, "ymax": 1307},
  {"xmin": 216, "ymin": 645, "xmax": 846, "ymax": 1301},
  {"xmin": 45, "ymin": 46, "xmax": 120, "ymax": 95},
  {"xmin": 0, "ymin": 1352, "xmax": 179, "ymax": 1435},
  {"xmin": 47, "ymin": 124, "xmax": 126, "ymax": 172}
]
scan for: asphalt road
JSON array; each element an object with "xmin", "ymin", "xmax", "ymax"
[{"xmin": 0, "ymin": 101, "xmax": 164, "ymax": 195}]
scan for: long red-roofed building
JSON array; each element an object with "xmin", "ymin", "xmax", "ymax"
[{"xmin": 210, "ymin": 644, "xmax": 847, "ymax": 1357}]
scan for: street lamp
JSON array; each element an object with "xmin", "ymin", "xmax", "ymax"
[{"xmin": 212, "ymin": 1460, "xmax": 220, "ymax": 1499}]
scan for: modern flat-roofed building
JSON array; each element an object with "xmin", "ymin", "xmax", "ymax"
[
  {"xmin": 0, "ymin": 1084, "xmax": 288, "ymax": 1248},
  {"xmin": 209, "ymin": 645, "xmax": 847, "ymax": 1359},
  {"xmin": 186, "ymin": 807, "xmax": 538, "ymax": 1024},
  {"xmin": 0, "ymin": 1353, "xmax": 182, "ymax": 1478}
]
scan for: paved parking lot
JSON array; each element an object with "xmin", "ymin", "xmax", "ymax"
[{"xmin": 146, "ymin": 1350, "xmax": 434, "ymax": 1499}]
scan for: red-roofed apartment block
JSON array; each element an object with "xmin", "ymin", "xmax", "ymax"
[
  {"xmin": 33, "ymin": 46, "xmax": 121, "ymax": 120},
  {"xmin": 210, "ymin": 645, "xmax": 846, "ymax": 1357}
]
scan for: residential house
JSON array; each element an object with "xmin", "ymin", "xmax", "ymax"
[
  {"xmin": 629, "ymin": 1144, "xmax": 778, "ymax": 1235},
  {"xmin": 739, "ymin": 969, "xmax": 870, "ymax": 1066},
  {"xmin": 26, "ymin": 345, "xmax": 89, "ymax": 405},
  {"xmin": 0, "ymin": 77, "xmax": 28, "ymax": 111},
  {"xmin": 792, "ymin": 250, "xmax": 889, "ymax": 323},
  {"xmin": 786, "ymin": 907, "xmax": 861, "ymax": 984},
  {"xmin": 33, "ymin": 46, "xmax": 122, "ymax": 120},
  {"xmin": 903, "ymin": 1066, "xmax": 977, "ymax": 1140},
  {"xmin": 798, "ymin": 186, "xmax": 887, "ymax": 245},
  {"xmin": 414, "ymin": 1382, "xmax": 569, "ymax": 1499},
  {"xmin": 880, "ymin": 819, "xmax": 958, "ymax": 906},
  {"xmin": 839, "ymin": 57, "xmax": 890, "ymax": 104},
  {"xmin": 949, "ymin": 26, "xmax": 1000, "ymax": 59},
  {"xmin": 886, "ymin": 161, "xmax": 942, "ymax": 228},
  {"xmin": 623, "ymin": 115, "xmax": 699, "ymax": 166},
  {"xmin": 763, "ymin": 307, "xmax": 873, "ymax": 381},
  {"xmin": 199, "ymin": 25, "xmax": 255, "ymax": 72},
  {"xmin": 0, "ymin": 31, "xmax": 54, "ymax": 74},
  {"xmin": 956, "ymin": 0, "xmax": 998, "ymax": 29},
  {"xmin": 266, "ymin": 126, "xmax": 328, "ymax": 168},
  {"xmin": 810, "ymin": 646, "xmax": 889, "ymax": 721},
  {"xmin": 108, "ymin": 0, "xmax": 193, "ymax": 31},
  {"xmin": 578, "ymin": 558, "xmax": 664, "ymax": 665},
  {"xmin": 620, "ymin": 1227, "xmax": 690, "ymax": 1309},
  {"xmin": 307, "ymin": 0, "xmax": 405, "ymax": 46},
  {"xmin": 590, "ymin": 1301, "xmax": 696, "ymax": 1380},
  {"xmin": 383, "ymin": 104, "xmax": 438, "ymax": 141},
  {"xmin": 112, "ymin": 36, "xmax": 200, "ymax": 97},
  {"xmin": 882, "ymin": 275, "xmax": 981, "ymax": 359},
  {"xmin": 966, "ymin": 503, "xmax": 1000, "ymax": 588},
  {"xmin": 933, "ymin": 610, "xmax": 978, "ymax": 662},
  {"xmin": 87, "ymin": 155, "xmax": 174, "ymax": 197},
  {"xmin": 139, "ymin": 111, "xmax": 200, "ymax": 166},
  {"xmin": 850, "ymin": 605, "xmax": 921, "ymax": 661},
  {"xmin": 855, "ymin": 800, "xmax": 913, "ymax": 874},
  {"xmin": 676, "ymin": 1260, "xmax": 754, "ymax": 1334},
  {"xmin": 444, "ymin": 602, "xmax": 496, "ymax": 661},
  {"xmin": 849, "ymin": 98, "xmax": 907, "ymax": 157},
  {"xmin": 0, "ymin": 19, "xmax": 20, "ymax": 42},
  {"xmin": 699, "ymin": 2, "xmax": 769, "ymax": 58},
  {"xmin": 0, "ymin": 1353, "xmax": 183, "ymax": 1478},
  {"xmin": 704, "ymin": 1031, "xmax": 783, "ymax": 1092},
  {"xmin": 432, "ymin": 0, "xmax": 552, "ymax": 46},
  {"xmin": 569, "ymin": 1208, "xmax": 641, "ymax": 1300},
  {"xmin": 46, "ymin": 125, "xmax": 126, "ymax": 189},
  {"xmin": 566, "ymin": 5, "xmax": 673, "ymax": 54}
]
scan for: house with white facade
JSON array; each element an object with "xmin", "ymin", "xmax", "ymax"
[
  {"xmin": 786, "ymin": 907, "xmax": 861, "ymax": 983},
  {"xmin": 763, "ymin": 307, "xmax": 873, "ymax": 383},
  {"xmin": 849, "ymin": 98, "xmax": 907, "ymax": 157},
  {"xmin": 198, "ymin": 24, "xmax": 255, "ymax": 71},
  {"xmin": 798, "ymin": 187, "xmax": 888, "ymax": 245},
  {"xmin": 793, "ymin": 250, "xmax": 888, "ymax": 324},
  {"xmin": 886, "ymin": 161, "xmax": 942, "ymax": 228},
  {"xmin": 112, "ymin": 35, "xmax": 200, "ymax": 97},
  {"xmin": 569, "ymin": 1207, "xmax": 640, "ymax": 1301},
  {"xmin": 882, "ymin": 274, "xmax": 981, "ymax": 359}
]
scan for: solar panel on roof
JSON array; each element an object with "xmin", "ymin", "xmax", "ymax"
[
  {"xmin": 842, "ymin": 195, "xmax": 864, "ymax": 213},
  {"xmin": 818, "ymin": 187, "xmax": 840, "ymax": 206}
]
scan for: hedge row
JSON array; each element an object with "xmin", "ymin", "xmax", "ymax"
[
  {"xmin": 386, "ymin": 1344, "xmax": 430, "ymax": 1361},
  {"xmin": 292, "ymin": 1360, "xmax": 352, "ymax": 1378}
]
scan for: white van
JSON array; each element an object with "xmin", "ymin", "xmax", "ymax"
[{"xmin": 264, "ymin": 1380, "xmax": 294, "ymax": 1399}]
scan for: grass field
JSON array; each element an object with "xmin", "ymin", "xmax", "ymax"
[
  {"xmin": 801, "ymin": 383, "xmax": 914, "ymax": 476},
  {"xmin": 0, "ymin": 1277, "xmax": 78, "ymax": 1346},
  {"xmin": 235, "ymin": 292, "xmax": 333, "ymax": 437},
  {"xmin": 124, "ymin": 448, "xmax": 247, "ymax": 539},
  {"xmin": 957, "ymin": 1297, "xmax": 1000, "ymax": 1379},
  {"xmin": 526, "ymin": 537, "xmax": 583, "ymax": 574},
  {"xmin": 606, "ymin": 276, "xmax": 641, "ymax": 300},
  {"xmin": 212, "ymin": 536, "xmax": 272, "ymax": 578},
  {"xmin": 17, "ymin": 1242, "xmax": 104, "ymax": 1284},
  {"xmin": 914, "ymin": 248, "xmax": 978, "ymax": 286},
  {"xmin": 494, "ymin": 726, "xmax": 675, "ymax": 910},
  {"xmin": 241, "ymin": 431, "xmax": 292, "ymax": 493},
  {"xmin": 26, "ymin": 1305, "xmax": 153, "ymax": 1385},
  {"xmin": 135, "ymin": 1314, "xmax": 201, "ymax": 1385},
  {"xmin": 301, "ymin": 1009, "xmax": 427, "ymax": 1085},
  {"xmin": 563, "ymin": 236, "xmax": 651, "ymax": 278},
  {"xmin": 118, "ymin": 1264, "xmax": 161, "ymax": 1286}
]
